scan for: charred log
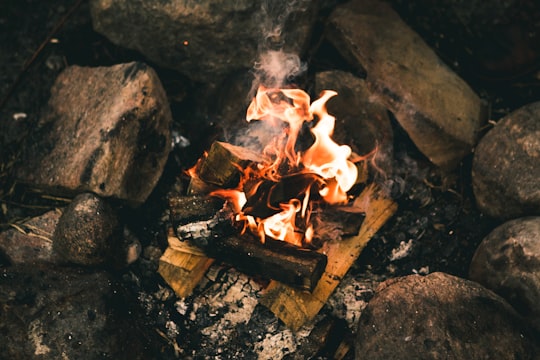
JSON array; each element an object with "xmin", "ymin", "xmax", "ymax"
[
  {"xmin": 169, "ymin": 194, "xmax": 237, "ymax": 245},
  {"xmin": 243, "ymin": 173, "xmax": 324, "ymax": 219},
  {"xmin": 204, "ymin": 235, "xmax": 328, "ymax": 292},
  {"xmin": 310, "ymin": 206, "xmax": 366, "ymax": 248},
  {"xmin": 168, "ymin": 194, "xmax": 327, "ymax": 291},
  {"xmin": 169, "ymin": 194, "xmax": 225, "ymax": 226}
]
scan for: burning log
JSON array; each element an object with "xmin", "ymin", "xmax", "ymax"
[
  {"xmin": 197, "ymin": 141, "xmax": 261, "ymax": 188},
  {"xmin": 160, "ymin": 85, "xmax": 396, "ymax": 326},
  {"xmin": 164, "ymin": 194, "xmax": 328, "ymax": 292},
  {"xmin": 260, "ymin": 184, "xmax": 397, "ymax": 330}
]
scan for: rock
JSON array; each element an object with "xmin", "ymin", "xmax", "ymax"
[
  {"xmin": 355, "ymin": 272, "xmax": 538, "ymax": 359},
  {"xmin": 388, "ymin": 0, "xmax": 540, "ymax": 77},
  {"xmin": 0, "ymin": 209, "xmax": 62, "ymax": 265},
  {"xmin": 90, "ymin": 0, "xmax": 319, "ymax": 84},
  {"xmin": 0, "ymin": 265, "xmax": 159, "ymax": 359},
  {"xmin": 53, "ymin": 193, "xmax": 122, "ymax": 266},
  {"xmin": 315, "ymin": 70, "xmax": 394, "ymax": 176},
  {"xmin": 16, "ymin": 62, "xmax": 172, "ymax": 204},
  {"xmin": 469, "ymin": 217, "xmax": 540, "ymax": 333},
  {"xmin": 212, "ymin": 71, "xmax": 255, "ymax": 147},
  {"xmin": 472, "ymin": 102, "xmax": 540, "ymax": 219},
  {"xmin": 326, "ymin": 0, "xmax": 486, "ymax": 169}
]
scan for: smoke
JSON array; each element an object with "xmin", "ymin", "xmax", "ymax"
[
  {"xmin": 248, "ymin": 0, "xmax": 311, "ymax": 92},
  {"xmin": 234, "ymin": 1, "xmax": 310, "ymax": 149},
  {"xmin": 252, "ymin": 50, "xmax": 307, "ymax": 90},
  {"xmin": 258, "ymin": 0, "xmax": 309, "ymax": 50}
]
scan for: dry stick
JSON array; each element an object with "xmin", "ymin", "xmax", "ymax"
[{"xmin": 0, "ymin": 0, "xmax": 85, "ymax": 111}]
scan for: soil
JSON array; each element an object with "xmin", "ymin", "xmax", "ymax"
[{"xmin": 1, "ymin": 0, "xmax": 539, "ymax": 358}]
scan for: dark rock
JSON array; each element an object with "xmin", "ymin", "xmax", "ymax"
[
  {"xmin": 326, "ymin": 0, "xmax": 486, "ymax": 169},
  {"xmin": 212, "ymin": 71, "xmax": 255, "ymax": 146},
  {"xmin": 469, "ymin": 217, "xmax": 540, "ymax": 333},
  {"xmin": 388, "ymin": 0, "xmax": 540, "ymax": 78},
  {"xmin": 0, "ymin": 265, "xmax": 158, "ymax": 359},
  {"xmin": 472, "ymin": 102, "xmax": 540, "ymax": 219},
  {"xmin": 0, "ymin": 209, "xmax": 62, "ymax": 265},
  {"xmin": 90, "ymin": 0, "xmax": 319, "ymax": 84},
  {"xmin": 355, "ymin": 272, "xmax": 538, "ymax": 359},
  {"xmin": 16, "ymin": 62, "xmax": 172, "ymax": 204},
  {"xmin": 53, "ymin": 193, "xmax": 121, "ymax": 266},
  {"xmin": 315, "ymin": 70, "xmax": 394, "ymax": 176}
]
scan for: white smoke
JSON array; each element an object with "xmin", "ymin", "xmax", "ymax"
[
  {"xmin": 235, "ymin": 1, "xmax": 310, "ymax": 149},
  {"xmin": 258, "ymin": 0, "xmax": 308, "ymax": 50},
  {"xmin": 252, "ymin": 50, "xmax": 307, "ymax": 90},
  {"xmin": 248, "ymin": 0, "xmax": 310, "ymax": 91}
]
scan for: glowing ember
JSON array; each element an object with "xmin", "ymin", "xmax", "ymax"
[{"xmin": 211, "ymin": 86, "xmax": 358, "ymax": 247}]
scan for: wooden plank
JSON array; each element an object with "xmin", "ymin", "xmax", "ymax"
[
  {"xmin": 259, "ymin": 184, "xmax": 397, "ymax": 331},
  {"xmin": 158, "ymin": 236, "xmax": 214, "ymax": 298}
]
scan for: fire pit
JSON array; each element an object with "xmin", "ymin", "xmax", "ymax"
[
  {"xmin": 1, "ymin": 0, "xmax": 539, "ymax": 359},
  {"xmin": 159, "ymin": 84, "xmax": 397, "ymax": 329}
]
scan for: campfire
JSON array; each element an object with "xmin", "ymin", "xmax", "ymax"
[
  {"xmin": 205, "ymin": 86, "xmax": 359, "ymax": 248},
  {"xmin": 160, "ymin": 83, "xmax": 397, "ymax": 330}
]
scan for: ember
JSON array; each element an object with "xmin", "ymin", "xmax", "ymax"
[{"xmin": 208, "ymin": 86, "xmax": 359, "ymax": 247}]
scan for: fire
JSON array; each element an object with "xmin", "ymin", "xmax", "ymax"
[{"xmin": 211, "ymin": 86, "xmax": 358, "ymax": 247}]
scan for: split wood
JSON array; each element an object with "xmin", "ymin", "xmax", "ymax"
[
  {"xmin": 160, "ymin": 184, "xmax": 396, "ymax": 330},
  {"xmin": 259, "ymin": 183, "xmax": 397, "ymax": 330}
]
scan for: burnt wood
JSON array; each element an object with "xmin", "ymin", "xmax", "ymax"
[
  {"xmin": 169, "ymin": 194, "xmax": 225, "ymax": 226},
  {"xmin": 169, "ymin": 194, "xmax": 236, "ymax": 245},
  {"xmin": 168, "ymin": 194, "xmax": 327, "ymax": 291},
  {"xmin": 260, "ymin": 184, "xmax": 398, "ymax": 330},
  {"xmin": 204, "ymin": 235, "xmax": 328, "ymax": 292}
]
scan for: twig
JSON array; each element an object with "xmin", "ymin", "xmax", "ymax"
[
  {"xmin": 0, "ymin": 0, "xmax": 86, "ymax": 111},
  {"xmin": 9, "ymin": 222, "xmax": 53, "ymax": 243}
]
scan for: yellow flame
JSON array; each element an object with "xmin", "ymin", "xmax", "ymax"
[{"xmin": 214, "ymin": 86, "xmax": 358, "ymax": 246}]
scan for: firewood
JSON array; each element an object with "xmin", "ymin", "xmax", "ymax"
[
  {"xmin": 243, "ymin": 173, "xmax": 323, "ymax": 219},
  {"xmin": 197, "ymin": 141, "xmax": 261, "ymax": 188},
  {"xmin": 203, "ymin": 235, "xmax": 328, "ymax": 292},
  {"xmin": 310, "ymin": 206, "xmax": 365, "ymax": 249},
  {"xmin": 187, "ymin": 174, "xmax": 218, "ymax": 195},
  {"xmin": 169, "ymin": 194, "xmax": 225, "ymax": 226},
  {"xmin": 160, "ymin": 195, "xmax": 224, "ymax": 298},
  {"xmin": 158, "ymin": 235, "xmax": 214, "ymax": 298},
  {"xmin": 259, "ymin": 184, "xmax": 397, "ymax": 331},
  {"xmin": 165, "ymin": 193, "xmax": 327, "ymax": 292},
  {"xmin": 169, "ymin": 194, "xmax": 237, "ymax": 245}
]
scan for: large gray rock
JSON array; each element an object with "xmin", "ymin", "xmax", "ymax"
[
  {"xmin": 469, "ymin": 217, "xmax": 540, "ymax": 333},
  {"xmin": 472, "ymin": 102, "xmax": 540, "ymax": 220},
  {"xmin": 0, "ymin": 265, "xmax": 158, "ymax": 359},
  {"xmin": 355, "ymin": 272, "xmax": 538, "ymax": 359},
  {"xmin": 326, "ymin": 0, "xmax": 486, "ymax": 169},
  {"xmin": 315, "ymin": 70, "xmax": 394, "ymax": 176},
  {"xmin": 16, "ymin": 62, "xmax": 172, "ymax": 204},
  {"xmin": 90, "ymin": 0, "xmax": 319, "ymax": 83}
]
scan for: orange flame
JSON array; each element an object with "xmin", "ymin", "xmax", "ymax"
[{"xmin": 213, "ymin": 86, "xmax": 358, "ymax": 247}]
